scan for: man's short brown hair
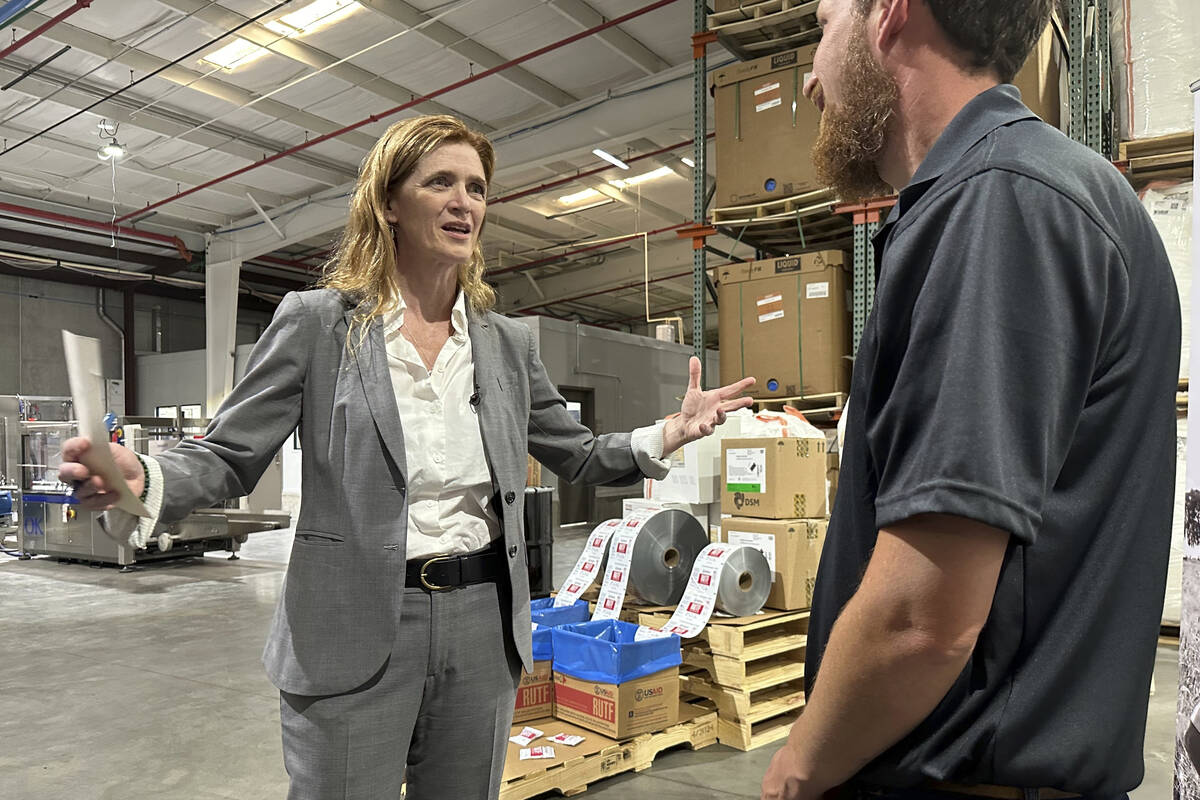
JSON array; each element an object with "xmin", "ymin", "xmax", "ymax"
[{"xmin": 855, "ymin": 0, "xmax": 1053, "ymax": 83}]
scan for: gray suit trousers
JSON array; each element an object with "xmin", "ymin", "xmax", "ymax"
[{"xmin": 279, "ymin": 581, "xmax": 521, "ymax": 799}]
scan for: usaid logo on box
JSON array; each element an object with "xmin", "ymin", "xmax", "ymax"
[{"xmin": 635, "ymin": 686, "xmax": 664, "ymax": 702}]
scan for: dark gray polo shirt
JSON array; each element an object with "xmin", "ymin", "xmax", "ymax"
[{"xmin": 806, "ymin": 85, "xmax": 1180, "ymax": 793}]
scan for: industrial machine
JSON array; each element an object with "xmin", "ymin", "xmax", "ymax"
[{"xmin": 2, "ymin": 396, "xmax": 289, "ymax": 570}]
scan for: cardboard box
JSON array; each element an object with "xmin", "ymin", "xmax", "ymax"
[
  {"xmin": 719, "ymin": 251, "xmax": 851, "ymax": 398},
  {"xmin": 713, "ymin": 45, "xmax": 822, "ymax": 207},
  {"xmin": 826, "ymin": 447, "xmax": 840, "ymax": 515},
  {"xmin": 514, "ymin": 660, "xmax": 554, "ymax": 723},
  {"xmin": 527, "ymin": 455, "xmax": 543, "ymax": 487},
  {"xmin": 721, "ymin": 517, "xmax": 827, "ymax": 611},
  {"xmin": 552, "ymin": 666, "xmax": 680, "ymax": 739},
  {"xmin": 622, "ymin": 497, "xmax": 711, "ymax": 530},
  {"xmin": 1013, "ymin": 17, "xmax": 1069, "ymax": 132},
  {"xmin": 721, "ymin": 436, "xmax": 827, "ymax": 519}
]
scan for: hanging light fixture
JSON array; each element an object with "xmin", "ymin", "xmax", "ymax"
[
  {"xmin": 96, "ymin": 119, "xmax": 125, "ymax": 161},
  {"xmin": 97, "ymin": 139, "xmax": 125, "ymax": 161}
]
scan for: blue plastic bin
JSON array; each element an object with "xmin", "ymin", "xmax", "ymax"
[
  {"xmin": 551, "ymin": 619, "xmax": 681, "ymax": 684},
  {"xmin": 530, "ymin": 598, "xmax": 590, "ymax": 662}
]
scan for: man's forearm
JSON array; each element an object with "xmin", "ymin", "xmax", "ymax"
[{"xmin": 783, "ymin": 587, "xmax": 977, "ymax": 791}]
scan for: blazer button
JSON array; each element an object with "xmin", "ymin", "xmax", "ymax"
[
  {"xmin": 504, "ymin": 491, "xmax": 516, "ymax": 504},
  {"xmin": 508, "ymin": 544, "xmax": 518, "ymax": 558}
]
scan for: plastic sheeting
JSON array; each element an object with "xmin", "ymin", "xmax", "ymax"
[
  {"xmin": 530, "ymin": 597, "xmax": 591, "ymax": 661},
  {"xmin": 1111, "ymin": 0, "xmax": 1200, "ymax": 139},
  {"xmin": 551, "ymin": 620, "xmax": 681, "ymax": 684},
  {"xmin": 1141, "ymin": 182, "xmax": 1192, "ymax": 380}
]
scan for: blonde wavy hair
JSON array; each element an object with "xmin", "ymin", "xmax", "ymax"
[{"xmin": 321, "ymin": 114, "xmax": 496, "ymax": 341}]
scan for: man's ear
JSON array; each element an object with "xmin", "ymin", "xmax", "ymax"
[{"xmin": 875, "ymin": 0, "xmax": 910, "ymax": 51}]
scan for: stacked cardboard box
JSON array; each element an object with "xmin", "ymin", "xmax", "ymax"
[
  {"xmin": 717, "ymin": 251, "xmax": 852, "ymax": 400},
  {"xmin": 718, "ymin": 434, "xmax": 829, "ymax": 612}
]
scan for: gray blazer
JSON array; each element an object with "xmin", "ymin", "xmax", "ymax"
[{"xmin": 153, "ymin": 288, "xmax": 648, "ymax": 696}]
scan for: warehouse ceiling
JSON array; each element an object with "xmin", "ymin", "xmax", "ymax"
[{"xmin": 0, "ymin": 0, "xmax": 767, "ymax": 345}]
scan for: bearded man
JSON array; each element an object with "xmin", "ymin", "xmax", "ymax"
[{"xmin": 760, "ymin": 1, "xmax": 1181, "ymax": 799}]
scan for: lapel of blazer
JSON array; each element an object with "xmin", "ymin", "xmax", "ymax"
[
  {"xmin": 469, "ymin": 311, "xmax": 505, "ymax": 494},
  {"xmin": 346, "ymin": 306, "xmax": 408, "ymax": 476}
]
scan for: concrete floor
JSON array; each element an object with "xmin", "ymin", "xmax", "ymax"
[{"xmin": 0, "ymin": 525, "xmax": 1178, "ymax": 800}]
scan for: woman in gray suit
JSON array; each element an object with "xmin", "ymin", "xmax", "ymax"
[{"xmin": 60, "ymin": 114, "xmax": 754, "ymax": 799}]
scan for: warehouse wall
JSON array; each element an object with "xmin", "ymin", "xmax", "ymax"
[
  {"xmin": 515, "ymin": 316, "xmax": 720, "ymax": 521},
  {"xmin": 0, "ymin": 277, "xmax": 125, "ymax": 397},
  {"xmin": 135, "ymin": 343, "xmax": 257, "ymax": 418},
  {"xmin": 0, "ymin": 273, "xmax": 273, "ymax": 405}
]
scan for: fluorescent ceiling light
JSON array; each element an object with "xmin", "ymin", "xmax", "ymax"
[
  {"xmin": 592, "ymin": 148, "xmax": 630, "ymax": 170},
  {"xmin": 201, "ymin": 38, "xmax": 269, "ymax": 70},
  {"xmin": 545, "ymin": 198, "xmax": 615, "ymax": 219},
  {"xmin": 610, "ymin": 165, "xmax": 675, "ymax": 189},
  {"xmin": 265, "ymin": 0, "xmax": 360, "ymax": 36},
  {"xmin": 202, "ymin": 0, "xmax": 361, "ymax": 70},
  {"xmin": 681, "ymin": 157, "xmax": 695, "ymax": 167},
  {"xmin": 558, "ymin": 187, "xmax": 603, "ymax": 205}
]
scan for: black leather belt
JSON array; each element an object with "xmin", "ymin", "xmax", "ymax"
[{"xmin": 404, "ymin": 544, "xmax": 505, "ymax": 591}]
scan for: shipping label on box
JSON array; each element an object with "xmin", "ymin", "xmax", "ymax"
[
  {"xmin": 721, "ymin": 437, "xmax": 827, "ymax": 519},
  {"xmin": 724, "ymin": 529, "xmax": 778, "ymax": 575},
  {"xmin": 514, "ymin": 660, "xmax": 554, "ymax": 723},
  {"xmin": 551, "ymin": 667, "xmax": 680, "ymax": 739},
  {"xmin": 725, "ymin": 447, "xmax": 767, "ymax": 493},
  {"xmin": 722, "ymin": 517, "xmax": 827, "ymax": 610}
]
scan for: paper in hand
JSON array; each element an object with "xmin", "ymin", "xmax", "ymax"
[{"xmin": 62, "ymin": 331, "xmax": 149, "ymax": 517}]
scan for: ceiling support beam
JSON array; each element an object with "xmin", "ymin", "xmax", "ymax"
[
  {"xmin": 359, "ymin": 0, "xmax": 578, "ymax": 108},
  {"xmin": 153, "ymin": 0, "xmax": 490, "ymax": 132}
]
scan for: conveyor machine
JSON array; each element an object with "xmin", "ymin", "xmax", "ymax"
[{"xmin": 3, "ymin": 396, "xmax": 289, "ymax": 569}]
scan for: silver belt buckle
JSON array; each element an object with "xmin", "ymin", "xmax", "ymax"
[{"xmin": 420, "ymin": 555, "xmax": 454, "ymax": 591}]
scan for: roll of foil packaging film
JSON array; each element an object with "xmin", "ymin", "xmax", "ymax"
[
  {"xmin": 637, "ymin": 544, "xmax": 772, "ymax": 640},
  {"xmin": 554, "ymin": 518, "xmax": 625, "ymax": 608},
  {"xmin": 593, "ymin": 509, "xmax": 709, "ymax": 618}
]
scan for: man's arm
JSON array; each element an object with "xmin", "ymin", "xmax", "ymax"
[{"xmin": 762, "ymin": 513, "xmax": 1009, "ymax": 799}]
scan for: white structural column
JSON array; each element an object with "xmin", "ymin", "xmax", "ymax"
[{"xmin": 205, "ymin": 259, "xmax": 242, "ymax": 415}]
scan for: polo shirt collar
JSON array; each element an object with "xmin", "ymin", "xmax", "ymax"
[{"xmin": 878, "ymin": 84, "xmax": 1037, "ymax": 238}]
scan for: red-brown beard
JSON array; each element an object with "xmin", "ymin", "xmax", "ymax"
[{"xmin": 811, "ymin": 17, "xmax": 899, "ymax": 202}]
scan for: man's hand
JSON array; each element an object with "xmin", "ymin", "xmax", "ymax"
[
  {"xmin": 58, "ymin": 437, "xmax": 144, "ymax": 511},
  {"xmin": 662, "ymin": 357, "xmax": 755, "ymax": 455},
  {"xmin": 762, "ymin": 745, "xmax": 834, "ymax": 800}
]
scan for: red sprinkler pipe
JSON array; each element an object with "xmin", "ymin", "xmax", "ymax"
[
  {"xmin": 486, "ymin": 222, "xmax": 689, "ymax": 278},
  {"xmin": 0, "ymin": 200, "xmax": 192, "ymax": 260},
  {"xmin": 113, "ymin": 0, "xmax": 681, "ymax": 224},
  {"xmin": 0, "ymin": 0, "xmax": 91, "ymax": 61}
]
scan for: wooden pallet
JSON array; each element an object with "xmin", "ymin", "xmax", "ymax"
[
  {"xmin": 712, "ymin": 188, "xmax": 853, "ymax": 257},
  {"xmin": 718, "ymin": 706, "xmax": 803, "ymax": 750},
  {"xmin": 683, "ymin": 671, "xmax": 805, "ymax": 750},
  {"xmin": 499, "ymin": 704, "xmax": 718, "ymax": 799},
  {"xmin": 751, "ymin": 393, "xmax": 846, "ymax": 419},
  {"xmin": 684, "ymin": 646, "xmax": 806, "ymax": 691},
  {"xmin": 681, "ymin": 672, "xmax": 805, "ymax": 722},
  {"xmin": 638, "ymin": 608, "xmax": 811, "ymax": 659},
  {"xmin": 586, "ymin": 598, "xmax": 675, "ymax": 625},
  {"xmin": 707, "ymin": 0, "xmax": 821, "ymax": 61},
  {"xmin": 1116, "ymin": 131, "xmax": 1193, "ymax": 185}
]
